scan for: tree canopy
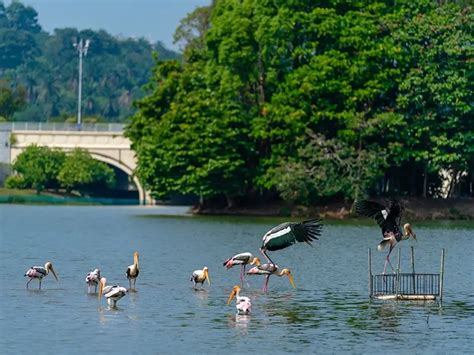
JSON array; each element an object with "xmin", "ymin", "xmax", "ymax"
[{"xmin": 127, "ymin": 0, "xmax": 473, "ymax": 206}]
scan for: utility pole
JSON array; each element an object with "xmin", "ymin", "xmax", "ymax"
[{"xmin": 73, "ymin": 39, "xmax": 90, "ymax": 130}]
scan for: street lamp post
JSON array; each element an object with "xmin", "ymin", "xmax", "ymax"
[{"xmin": 73, "ymin": 39, "xmax": 90, "ymax": 130}]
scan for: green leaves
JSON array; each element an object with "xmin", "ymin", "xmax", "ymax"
[
  {"xmin": 11, "ymin": 146, "xmax": 115, "ymax": 195},
  {"xmin": 128, "ymin": 0, "xmax": 473, "ymax": 204}
]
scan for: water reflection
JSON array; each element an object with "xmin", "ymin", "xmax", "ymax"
[{"xmin": 227, "ymin": 314, "xmax": 251, "ymax": 335}]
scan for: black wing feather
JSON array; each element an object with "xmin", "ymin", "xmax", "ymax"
[
  {"xmin": 355, "ymin": 200, "xmax": 387, "ymax": 228},
  {"xmin": 292, "ymin": 218, "xmax": 323, "ymax": 245}
]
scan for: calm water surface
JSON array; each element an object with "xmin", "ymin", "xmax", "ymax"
[{"xmin": 1, "ymin": 205, "xmax": 473, "ymax": 354}]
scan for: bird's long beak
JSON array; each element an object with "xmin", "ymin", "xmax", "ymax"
[
  {"xmin": 252, "ymin": 257, "xmax": 261, "ymax": 266},
  {"xmin": 287, "ymin": 273, "xmax": 296, "ymax": 289},
  {"xmin": 405, "ymin": 223, "xmax": 417, "ymax": 241},
  {"xmin": 50, "ymin": 266, "xmax": 58, "ymax": 281},
  {"xmin": 134, "ymin": 252, "xmax": 139, "ymax": 267},
  {"xmin": 98, "ymin": 280, "xmax": 104, "ymax": 300},
  {"xmin": 227, "ymin": 289, "xmax": 236, "ymax": 305},
  {"xmin": 205, "ymin": 269, "xmax": 210, "ymax": 285}
]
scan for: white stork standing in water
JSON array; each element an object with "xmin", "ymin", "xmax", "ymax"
[
  {"xmin": 260, "ymin": 219, "xmax": 323, "ymax": 264},
  {"xmin": 24, "ymin": 262, "xmax": 58, "ymax": 290},
  {"xmin": 85, "ymin": 268, "xmax": 101, "ymax": 293},
  {"xmin": 227, "ymin": 285, "xmax": 252, "ymax": 315},
  {"xmin": 247, "ymin": 263, "xmax": 295, "ymax": 293},
  {"xmin": 190, "ymin": 266, "xmax": 210, "ymax": 288},
  {"xmin": 98, "ymin": 277, "xmax": 127, "ymax": 308},
  {"xmin": 126, "ymin": 251, "xmax": 139, "ymax": 290},
  {"xmin": 223, "ymin": 252, "xmax": 260, "ymax": 284},
  {"xmin": 355, "ymin": 199, "xmax": 417, "ymax": 274}
]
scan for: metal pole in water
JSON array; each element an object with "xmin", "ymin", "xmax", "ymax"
[
  {"xmin": 411, "ymin": 246, "xmax": 416, "ymax": 294},
  {"xmin": 396, "ymin": 248, "xmax": 401, "ymax": 298},
  {"xmin": 368, "ymin": 248, "xmax": 372, "ymax": 298},
  {"xmin": 440, "ymin": 248, "xmax": 445, "ymax": 302}
]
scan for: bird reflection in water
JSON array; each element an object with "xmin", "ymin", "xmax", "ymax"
[
  {"xmin": 193, "ymin": 287, "xmax": 209, "ymax": 301},
  {"xmin": 227, "ymin": 314, "xmax": 251, "ymax": 335}
]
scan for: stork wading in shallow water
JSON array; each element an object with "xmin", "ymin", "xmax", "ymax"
[
  {"xmin": 190, "ymin": 266, "xmax": 210, "ymax": 289},
  {"xmin": 98, "ymin": 277, "xmax": 127, "ymax": 308},
  {"xmin": 260, "ymin": 219, "xmax": 323, "ymax": 264},
  {"xmin": 227, "ymin": 285, "xmax": 252, "ymax": 315},
  {"xmin": 223, "ymin": 252, "xmax": 260, "ymax": 284},
  {"xmin": 355, "ymin": 199, "xmax": 417, "ymax": 274},
  {"xmin": 24, "ymin": 262, "xmax": 58, "ymax": 290},
  {"xmin": 126, "ymin": 251, "xmax": 139, "ymax": 290},
  {"xmin": 247, "ymin": 263, "xmax": 296, "ymax": 293},
  {"xmin": 85, "ymin": 269, "xmax": 101, "ymax": 293}
]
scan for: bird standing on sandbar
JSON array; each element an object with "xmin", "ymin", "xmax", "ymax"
[
  {"xmin": 24, "ymin": 262, "xmax": 58, "ymax": 290},
  {"xmin": 355, "ymin": 199, "xmax": 417, "ymax": 274},
  {"xmin": 260, "ymin": 219, "xmax": 323, "ymax": 264},
  {"xmin": 190, "ymin": 266, "xmax": 210, "ymax": 289},
  {"xmin": 126, "ymin": 251, "xmax": 139, "ymax": 290},
  {"xmin": 223, "ymin": 252, "xmax": 260, "ymax": 284}
]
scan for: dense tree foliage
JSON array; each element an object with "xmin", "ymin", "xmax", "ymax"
[
  {"xmin": 0, "ymin": 1, "xmax": 179, "ymax": 122},
  {"xmin": 127, "ymin": 0, "xmax": 472, "ymax": 206},
  {"xmin": 7, "ymin": 145, "xmax": 115, "ymax": 195}
]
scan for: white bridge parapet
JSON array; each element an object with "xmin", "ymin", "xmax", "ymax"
[{"xmin": 9, "ymin": 129, "xmax": 153, "ymax": 205}]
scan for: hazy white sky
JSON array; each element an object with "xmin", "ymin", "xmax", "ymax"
[{"xmin": 5, "ymin": 0, "xmax": 210, "ymax": 50}]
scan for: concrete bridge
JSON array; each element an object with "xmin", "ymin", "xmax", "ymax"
[{"xmin": 0, "ymin": 122, "xmax": 153, "ymax": 204}]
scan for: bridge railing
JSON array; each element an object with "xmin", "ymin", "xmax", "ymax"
[{"xmin": 0, "ymin": 122, "xmax": 125, "ymax": 132}]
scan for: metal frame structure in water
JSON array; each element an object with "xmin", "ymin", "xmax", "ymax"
[{"xmin": 368, "ymin": 246, "xmax": 445, "ymax": 301}]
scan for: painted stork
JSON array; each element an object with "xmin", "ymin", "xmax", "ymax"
[
  {"xmin": 260, "ymin": 219, "xmax": 323, "ymax": 264},
  {"xmin": 85, "ymin": 268, "xmax": 101, "ymax": 293},
  {"xmin": 98, "ymin": 277, "xmax": 127, "ymax": 308},
  {"xmin": 247, "ymin": 263, "xmax": 295, "ymax": 293},
  {"xmin": 223, "ymin": 252, "xmax": 260, "ymax": 284},
  {"xmin": 24, "ymin": 262, "xmax": 58, "ymax": 290},
  {"xmin": 126, "ymin": 251, "xmax": 139, "ymax": 290},
  {"xmin": 227, "ymin": 285, "xmax": 252, "ymax": 315},
  {"xmin": 190, "ymin": 266, "xmax": 210, "ymax": 288},
  {"xmin": 355, "ymin": 199, "xmax": 417, "ymax": 274}
]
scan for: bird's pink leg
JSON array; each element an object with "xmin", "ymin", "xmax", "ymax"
[
  {"xmin": 26, "ymin": 278, "xmax": 32, "ymax": 289},
  {"xmin": 39, "ymin": 278, "xmax": 42, "ymax": 290},
  {"xmin": 240, "ymin": 265, "xmax": 244, "ymax": 284},
  {"xmin": 263, "ymin": 275, "xmax": 270, "ymax": 293},
  {"xmin": 383, "ymin": 246, "xmax": 395, "ymax": 274}
]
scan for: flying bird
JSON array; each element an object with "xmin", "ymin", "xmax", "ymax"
[
  {"xmin": 355, "ymin": 199, "xmax": 417, "ymax": 274},
  {"xmin": 227, "ymin": 285, "xmax": 252, "ymax": 315},
  {"xmin": 24, "ymin": 262, "xmax": 58, "ymax": 290},
  {"xmin": 260, "ymin": 219, "xmax": 323, "ymax": 264},
  {"xmin": 85, "ymin": 268, "xmax": 101, "ymax": 293},
  {"xmin": 126, "ymin": 251, "xmax": 140, "ymax": 290},
  {"xmin": 247, "ymin": 263, "xmax": 295, "ymax": 293},
  {"xmin": 98, "ymin": 277, "xmax": 127, "ymax": 308},
  {"xmin": 223, "ymin": 252, "xmax": 260, "ymax": 284},
  {"xmin": 190, "ymin": 266, "xmax": 210, "ymax": 288}
]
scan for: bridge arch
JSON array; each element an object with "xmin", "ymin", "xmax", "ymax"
[
  {"xmin": 89, "ymin": 152, "xmax": 146, "ymax": 204},
  {"xmin": 4, "ymin": 126, "xmax": 154, "ymax": 204}
]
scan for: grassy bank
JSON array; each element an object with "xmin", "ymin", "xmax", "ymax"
[{"xmin": 0, "ymin": 188, "xmax": 139, "ymax": 205}]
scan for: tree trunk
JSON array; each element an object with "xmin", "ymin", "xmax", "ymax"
[{"xmin": 422, "ymin": 165, "xmax": 428, "ymax": 198}]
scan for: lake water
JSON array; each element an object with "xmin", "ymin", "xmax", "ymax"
[{"xmin": 1, "ymin": 205, "xmax": 473, "ymax": 354}]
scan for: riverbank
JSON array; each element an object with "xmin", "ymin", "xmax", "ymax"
[
  {"xmin": 194, "ymin": 197, "xmax": 474, "ymax": 220},
  {"xmin": 0, "ymin": 188, "xmax": 139, "ymax": 205}
]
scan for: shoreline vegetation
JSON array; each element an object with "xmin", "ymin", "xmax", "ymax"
[{"xmin": 2, "ymin": 188, "xmax": 473, "ymax": 221}]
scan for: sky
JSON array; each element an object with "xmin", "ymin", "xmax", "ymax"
[{"xmin": 5, "ymin": 0, "xmax": 210, "ymax": 50}]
